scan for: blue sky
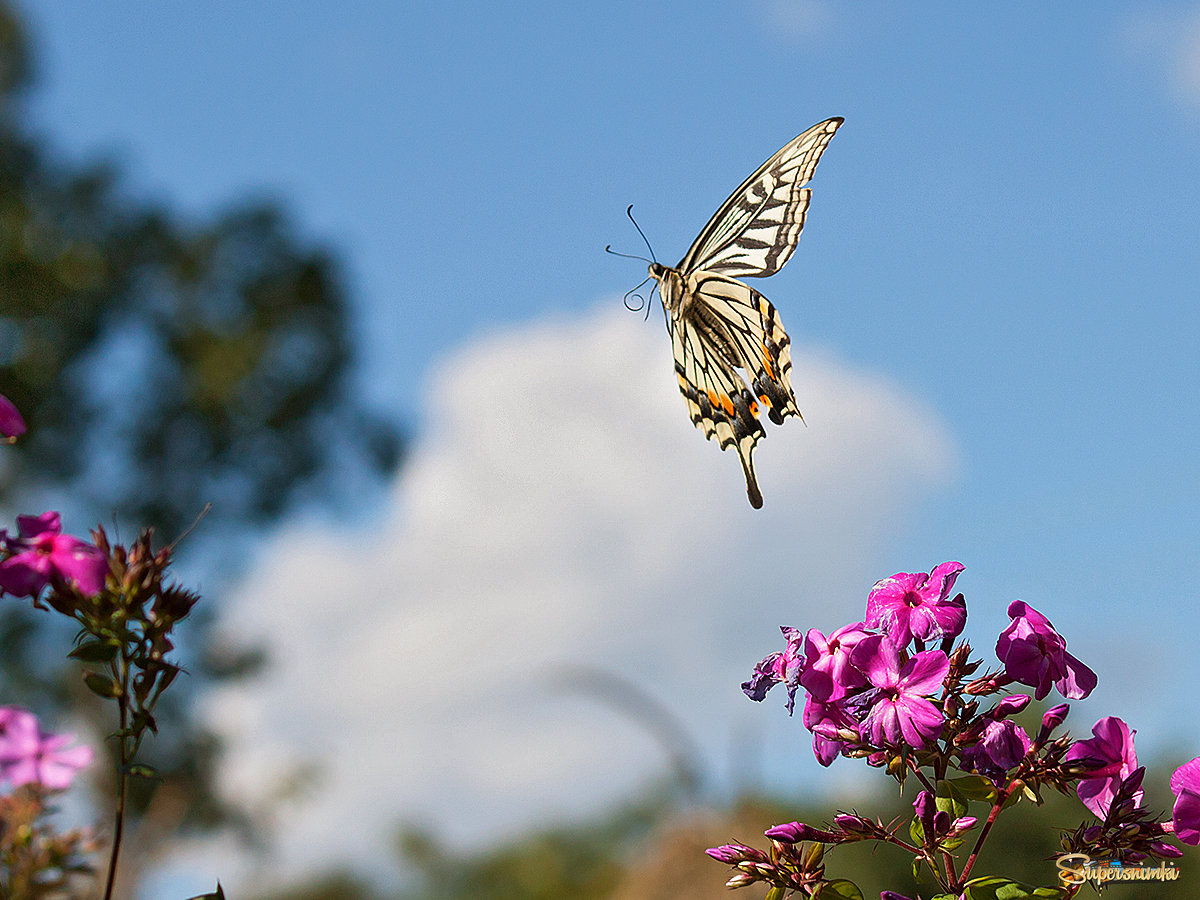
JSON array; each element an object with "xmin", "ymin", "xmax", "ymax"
[{"xmin": 15, "ymin": 0, "xmax": 1200, "ymax": 892}]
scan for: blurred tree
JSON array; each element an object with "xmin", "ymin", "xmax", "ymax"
[
  {"xmin": 0, "ymin": 0, "xmax": 402, "ymax": 888},
  {"xmin": 0, "ymin": 13, "xmax": 400, "ymax": 540}
]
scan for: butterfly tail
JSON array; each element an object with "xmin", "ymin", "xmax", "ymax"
[{"xmin": 737, "ymin": 441, "xmax": 764, "ymax": 509}]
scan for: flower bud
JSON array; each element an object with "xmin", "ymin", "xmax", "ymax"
[
  {"xmin": 1037, "ymin": 703, "xmax": 1070, "ymax": 742},
  {"xmin": 949, "ymin": 816, "xmax": 978, "ymax": 836},
  {"xmin": 706, "ymin": 844, "xmax": 749, "ymax": 864},
  {"xmin": 834, "ymin": 813, "xmax": 874, "ymax": 836},
  {"xmin": 994, "ymin": 694, "xmax": 1031, "ymax": 718}
]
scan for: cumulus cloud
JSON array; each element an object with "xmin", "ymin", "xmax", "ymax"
[
  {"xmin": 757, "ymin": 0, "xmax": 835, "ymax": 41},
  {"xmin": 1118, "ymin": 7, "xmax": 1200, "ymax": 106},
  {"xmin": 195, "ymin": 303, "xmax": 956, "ymax": 890}
]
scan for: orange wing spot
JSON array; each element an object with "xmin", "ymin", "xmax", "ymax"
[
  {"xmin": 759, "ymin": 393, "xmax": 772, "ymax": 407},
  {"xmin": 760, "ymin": 343, "xmax": 777, "ymax": 379},
  {"xmin": 710, "ymin": 392, "xmax": 734, "ymax": 416},
  {"xmin": 750, "ymin": 400, "xmax": 760, "ymax": 416}
]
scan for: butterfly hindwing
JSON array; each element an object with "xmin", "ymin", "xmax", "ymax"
[
  {"xmin": 671, "ymin": 274, "xmax": 800, "ymax": 508},
  {"xmin": 680, "ymin": 117, "xmax": 842, "ymax": 279}
]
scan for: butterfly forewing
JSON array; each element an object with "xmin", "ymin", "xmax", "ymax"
[{"xmin": 680, "ymin": 117, "xmax": 842, "ymax": 279}]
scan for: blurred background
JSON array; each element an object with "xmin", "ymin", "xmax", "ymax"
[{"xmin": 1, "ymin": 1, "xmax": 1199, "ymax": 897}]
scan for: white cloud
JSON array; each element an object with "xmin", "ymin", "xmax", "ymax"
[
  {"xmin": 195, "ymin": 304, "xmax": 956, "ymax": 891},
  {"xmin": 758, "ymin": 0, "xmax": 835, "ymax": 42},
  {"xmin": 1118, "ymin": 7, "xmax": 1200, "ymax": 106}
]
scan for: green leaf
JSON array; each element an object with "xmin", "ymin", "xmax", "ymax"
[
  {"xmin": 68, "ymin": 639, "xmax": 119, "ymax": 663},
  {"xmin": 813, "ymin": 879, "xmax": 864, "ymax": 900},
  {"xmin": 910, "ymin": 817, "xmax": 925, "ymax": 845},
  {"xmin": 83, "ymin": 672, "xmax": 122, "ymax": 699},
  {"xmin": 765, "ymin": 887, "xmax": 786, "ymax": 900},
  {"xmin": 937, "ymin": 779, "xmax": 970, "ymax": 818},
  {"xmin": 947, "ymin": 774, "xmax": 997, "ymax": 802},
  {"xmin": 962, "ymin": 875, "xmax": 1068, "ymax": 899}
]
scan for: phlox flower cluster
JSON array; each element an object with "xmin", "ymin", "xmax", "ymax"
[{"xmin": 710, "ymin": 561, "xmax": 1200, "ymax": 899}]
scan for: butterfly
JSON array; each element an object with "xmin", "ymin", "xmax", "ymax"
[{"xmin": 646, "ymin": 117, "xmax": 843, "ymax": 508}]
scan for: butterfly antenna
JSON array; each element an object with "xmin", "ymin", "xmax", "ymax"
[
  {"xmin": 625, "ymin": 204, "xmax": 657, "ymax": 265},
  {"xmin": 622, "ymin": 273, "xmax": 653, "ymax": 314}
]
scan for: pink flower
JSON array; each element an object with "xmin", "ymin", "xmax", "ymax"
[
  {"xmin": 995, "ymin": 601, "xmax": 1096, "ymax": 700},
  {"xmin": 961, "ymin": 718, "xmax": 1031, "ymax": 778},
  {"xmin": 1169, "ymin": 757, "xmax": 1200, "ymax": 846},
  {"xmin": 803, "ymin": 693, "xmax": 859, "ymax": 766},
  {"xmin": 0, "ymin": 395, "xmax": 25, "ymax": 440},
  {"xmin": 864, "ymin": 561, "xmax": 965, "ymax": 649},
  {"xmin": 800, "ymin": 622, "xmax": 871, "ymax": 702},
  {"xmin": 1066, "ymin": 716, "xmax": 1141, "ymax": 818},
  {"xmin": 851, "ymin": 634, "xmax": 949, "ymax": 748},
  {"xmin": 0, "ymin": 707, "xmax": 93, "ymax": 791},
  {"xmin": 0, "ymin": 512, "xmax": 107, "ymax": 597}
]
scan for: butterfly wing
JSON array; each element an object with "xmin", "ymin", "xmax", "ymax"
[
  {"xmin": 671, "ymin": 273, "xmax": 800, "ymax": 509},
  {"xmin": 679, "ymin": 117, "xmax": 842, "ymax": 279}
]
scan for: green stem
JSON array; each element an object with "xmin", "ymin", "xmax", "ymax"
[{"xmin": 102, "ymin": 656, "xmax": 131, "ymax": 900}]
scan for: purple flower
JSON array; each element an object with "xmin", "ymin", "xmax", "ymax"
[
  {"xmin": 0, "ymin": 395, "xmax": 25, "ymax": 440},
  {"xmin": 1169, "ymin": 757, "xmax": 1200, "ymax": 846},
  {"xmin": 961, "ymin": 718, "xmax": 1031, "ymax": 777},
  {"xmin": 851, "ymin": 634, "xmax": 949, "ymax": 748},
  {"xmin": 865, "ymin": 561, "xmax": 965, "ymax": 649},
  {"xmin": 0, "ymin": 707, "xmax": 93, "ymax": 790},
  {"xmin": 799, "ymin": 622, "xmax": 871, "ymax": 702},
  {"xmin": 995, "ymin": 601, "xmax": 1097, "ymax": 701},
  {"xmin": 803, "ymin": 694, "xmax": 858, "ymax": 766},
  {"xmin": 0, "ymin": 512, "xmax": 107, "ymax": 598},
  {"xmin": 1066, "ymin": 716, "xmax": 1141, "ymax": 818},
  {"xmin": 742, "ymin": 626, "xmax": 806, "ymax": 713}
]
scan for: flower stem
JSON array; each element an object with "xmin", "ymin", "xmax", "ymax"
[
  {"xmin": 956, "ymin": 785, "xmax": 1009, "ymax": 888},
  {"xmin": 102, "ymin": 656, "xmax": 131, "ymax": 900}
]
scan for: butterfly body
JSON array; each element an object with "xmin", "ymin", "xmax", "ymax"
[{"xmin": 645, "ymin": 117, "xmax": 843, "ymax": 508}]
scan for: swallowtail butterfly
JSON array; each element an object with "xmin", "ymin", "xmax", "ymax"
[{"xmin": 646, "ymin": 117, "xmax": 842, "ymax": 508}]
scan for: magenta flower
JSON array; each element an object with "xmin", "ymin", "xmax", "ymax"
[
  {"xmin": 0, "ymin": 512, "xmax": 107, "ymax": 598},
  {"xmin": 850, "ymin": 634, "xmax": 949, "ymax": 748},
  {"xmin": 0, "ymin": 707, "xmax": 93, "ymax": 790},
  {"xmin": 864, "ymin": 561, "xmax": 965, "ymax": 649},
  {"xmin": 742, "ymin": 627, "xmax": 806, "ymax": 714},
  {"xmin": 995, "ymin": 601, "xmax": 1097, "ymax": 701},
  {"xmin": 961, "ymin": 718, "xmax": 1031, "ymax": 778},
  {"xmin": 0, "ymin": 395, "xmax": 25, "ymax": 440},
  {"xmin": 1066, "ymin": 716, "xmax": 1141, "ymax": 818},
  {"xmin": 803, "ymin": 693, "xmax": 859, "ymax": 766},
  {"xmin": 799, "ymin": 622, "xmax": 871, "ymax": 702},
  {"xmin": 1169, "ymin": 757, "xmax": 1200, "ymax": 846}
]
